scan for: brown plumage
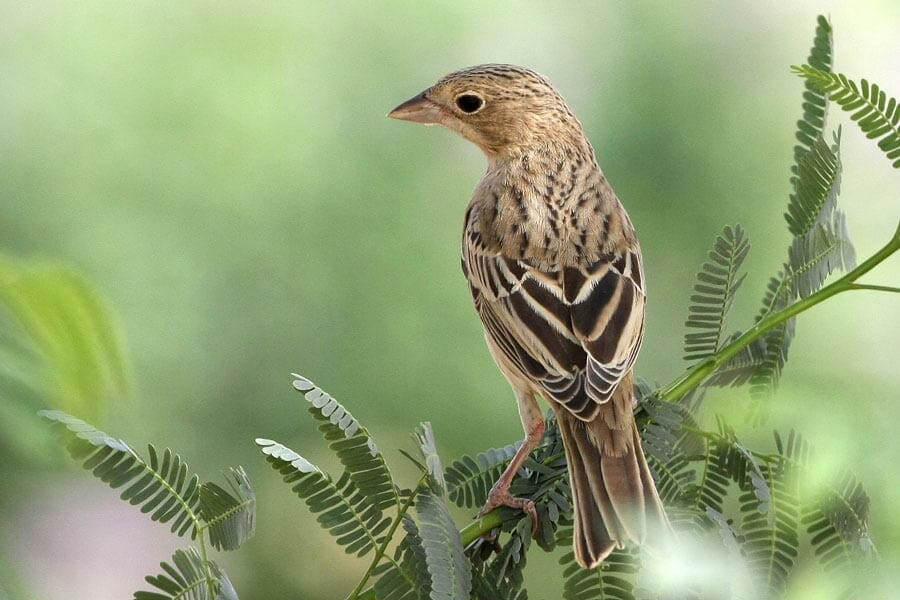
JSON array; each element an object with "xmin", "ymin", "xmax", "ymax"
[{"xmin": 389, "ymin": 64, "xmax": 669, "ymax": 569}]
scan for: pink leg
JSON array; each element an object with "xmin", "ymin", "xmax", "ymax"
[{"xmin": 480, "ymin": 390, "xmax": 545, "ymax": 533}]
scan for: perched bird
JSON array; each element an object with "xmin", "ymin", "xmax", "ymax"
[{"xmin": 389, "ymin": 64, "xmax": 668, "ymax": 568}]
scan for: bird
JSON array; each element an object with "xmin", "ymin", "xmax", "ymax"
[{"xmin": 388, "ymin": 64, "xmax": 669, "ymax": 569}]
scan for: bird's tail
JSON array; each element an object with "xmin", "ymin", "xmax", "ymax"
[{"xmin": 557, "ymin": 388, "xmax": 669, "ymax": 569}]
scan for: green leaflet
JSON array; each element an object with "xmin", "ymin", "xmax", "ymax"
[
  {"xmin": 791, "ymin": 16, "xmax": 833, "ymax": 180},
  {"xmin": 416, "ymin": 491, "xmax": 471, "ymax": 600},
  {"xmin": 199, "ymin": 467, "xmax": 256, "ymax": 552},
  {"xmin": 134, "ymin": 547, "xmax": 235, "ymax": 600},
  {"xmin": 293, "ymin": 373, "xmax": 399, "ymax": 513},
  {"xmin": 413, "ymin": 422, "xmax": 472, "ymax": 600},
  {"xmin": 682, "ymin": 225, "xmax": 750, "ymax": 364},
  {"xmin": 41, "ymin": 410, "xmax": 203, "ymax": 538},
  {"xmin": 793, "ymin": 66, "xmax": 900, "ymax": 168},
  {"xmin": 445, "ymin": 443, "xmax": 519, "ymax": 509},
  {"xmin": 256, "ymin": 438, "xmax": 392, "ymax": 557},
  {"xmin": 560, "ymin": 544, "xmax": 639, "ymax": 600}
]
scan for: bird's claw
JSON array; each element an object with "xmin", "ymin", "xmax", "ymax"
[{"xmin": 479, "ymin": 487, "xmax": 540, "ymax": 537}]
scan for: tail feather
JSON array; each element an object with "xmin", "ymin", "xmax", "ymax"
[{"xmin": 558, "ymin": 401, "xmax": 669, "ymax": 569}]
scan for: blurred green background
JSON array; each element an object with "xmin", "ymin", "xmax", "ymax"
[{"xmin": 2, "ymin": 1, "xmax": 898, "ymax": 598}]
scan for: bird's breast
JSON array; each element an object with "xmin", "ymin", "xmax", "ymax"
[{"xmin": 466, "ymin": 165, "xmax": 629, "ymax": 269}]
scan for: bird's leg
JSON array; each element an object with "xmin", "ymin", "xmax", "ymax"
[{"xmin": 480, "ymin": 390, "xmax": 545, "ymax": 534}]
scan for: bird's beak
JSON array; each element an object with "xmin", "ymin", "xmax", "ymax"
[{"xmin": 387, "ymin": 91, "xmax": 443, "ymax": 125}]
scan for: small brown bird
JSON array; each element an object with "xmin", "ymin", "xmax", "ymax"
[{"xmin": 389, "ymin": 64, "xmax": 668, "ymax": 568}]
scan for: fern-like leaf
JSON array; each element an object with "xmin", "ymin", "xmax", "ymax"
[
  {"xmin": 686, "ymin": 436, "xmax": 731, "ymax": 517},
  {"xmin": 638, "ymin": 396, "xmax": 695, "ymax": 504},
  {"xmin": 791, "ymin": 16, "xmax": 832, "ymax": 180},
  {"xmin": 802, "ymin": 467, "xmax": 873, "ymax": 572},
  {"xmin": 738, "ymin": 433, "xmax": 802, "ymax": 597},
  {"xmin": 445, "ymin": 443, "xmax": 519, "ymax": 509},
  {"xmin": 471, "ymin": 564, "xmax": 529, "ymax": 600},
  {"xmin": 793, "ymin": 66, "xmax": 900, "ymax": 168},
  {"xmin": 747, "ymin": 272, "xmax": 795, "ymax": 403},
  {"xmin": 199, "ymin": 467, "xmax": 256, "ymax": 551},
  {"xmin": 414, "ymin": 424, "xmax": 472, "ymax": 600},
  {"xmin": 786, "ymin": 133, "xmax": 840, "ymax": 237},
  {"xmin": 134, "ymin": 548, "xmax": 236, "ymax": 600},
  {"xmin": 805, "ymin": 471, "xmax": 873, "ymax": 567},
  {"xmin": 293, "ymin": 374, "xmax": 398, "ymax": 513},
  {"xmin": 374, "ymin": 515, "xmax": 430, "ymax": 600},
  {"xmin": 737, "ymin": 18, "xmax": 840, "ymax": 411},
  {"xmin": 750, "ymin": 210, "xmax": 854, "ymax": 401},
  {"xmin": 706, "ymin": 334, "xmax": 767, "ymax": 388},
  {"xmin": 683, "ymin": 225, "xmax": 750, "ymax": 363},
  {"xmin": 786, "ymin": 209, "xmax": 856, "ymax": 299},
  {"xmin": 256, "ymin": 438, "xmax": 391, "ymax": 556},
  {"xmin": 40, "ymin": 410, "xmax": 202, "ymax": 538},
  {"xmin": 560, "ymin": 542, "xmax": 639, "ymax": 600}
]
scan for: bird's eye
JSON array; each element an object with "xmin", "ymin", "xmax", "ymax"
[{"xmin": 455, "ymin": 93, "xmax": 484, "ymax": 114}]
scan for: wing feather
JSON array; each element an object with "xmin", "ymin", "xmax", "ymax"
[{"xmin": 464, "ymin": 235, "xmax": 645, "ymax": 421}]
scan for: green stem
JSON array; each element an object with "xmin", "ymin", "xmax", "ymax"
[
  {"xmin": 348, "ymin": 482, "xmax": 424, "ymax": 600},
  {"xmin": 658, "ymin": 221, "xmax": 899, "ymax": 403},
  {"xmin": 460, "ymin": 509, "xmax": 508, "ymax": 546},
  {"xmin": 198, "ymin": 530, "xmax": 216, "ymax": 598},
  {"xmin": 846, "ymin": 283, "xmax": 900, "ymax": 293}
]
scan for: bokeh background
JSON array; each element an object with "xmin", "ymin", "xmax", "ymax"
[{"xmin": 2, "ymin": 2, "xmax": 898, "ymax": 598}]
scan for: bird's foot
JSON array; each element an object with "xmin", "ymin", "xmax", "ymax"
[{"xmin": 479, "ymin": 485, "xmax": 539, "ymax": 536}]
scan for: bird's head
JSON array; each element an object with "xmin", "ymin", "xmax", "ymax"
[{"xmin": 389, "ymin": 64, "xmax": 586, "ymax": 159}]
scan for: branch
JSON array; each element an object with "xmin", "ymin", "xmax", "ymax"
[{"xmin": 658, "ymin": 220, "xmax": 899, "ymax": 402}]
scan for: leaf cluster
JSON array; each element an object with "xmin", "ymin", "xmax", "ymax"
[
  {"xmin": 256, "ymin": 375, "xmax": 471, "ymax": 600},
  {"xmin": 677, "ymin": 15, "xmax": 871, "ymax": 419},
  {"xmin": 39, "ymin": 410, "xmax": 255, "ymax": 599}
]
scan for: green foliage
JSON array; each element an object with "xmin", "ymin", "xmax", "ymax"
[
  {"xmin": 40, "ymin": 410, "xmax": 202, "ymax": 537},
  {"xmin": 250, "ymin": 374, "xmax": 877, "ymax": 599},
  {"xmin": 136, "ymin": 548, "xmax": 237, "ymax": 600},
  {"xmin": 560, "ymin": 545, "xmax": 639, "ymax": 600},
  {"xmin": 679, "ymin": 15, "xmax": 870, "ymax": 417},
  {"xmin": 257, "ymin": 376, "xmax": 479, "ymax": 599},
  {"xmin": 0, "ymin": 260, "xmax": 131, "ymax": 464},
  {"xmin": 792, "ymin": 66, "xmax": 900, "ymax": 168},
  {"xmin": 39, "ymin": 410, "xmax": 254, "ymax": 600},
  {"xmin": 682, "ymin": 224, "xmax": 750, "ymax": 364},
  {"xmin": 256, "ymin": 374, "xmax": 398, "ymax": 558},
  {"xmin": 738, "ymin": 439, "xmax": 801, "ymax": 595},
  {"xmin": 293, "ymin": 374, "xmax": 399, "ymax": 512},
  {"xmin": 445, "ymin": 443, "xmax": 519, "ymax": 509},
  {"xmin": 374, "ymin": 516, "xmax": 431, "ymax": 600},
  {"xmin": 637, "ymin": 393, "xmax": 696, "ymax": 504},
  {"xmin": 200, "ymin": 468, "xmax": 256, "ymax": 552},
  {"xmin": 747, "ymin": 134, "xmax": 854, "ymax": 405},
  {"xmin": 414, "ymin": 441, "xmax": 471, "ymax": 599},
  {"xmin": 786, "ymin": 133, "xmax": 840, "ymax": 238},
  {"xmin": 256, "ymin": 438, "xmax": 392, "ymax": 556},
  {"xmin": 791, "ymin": 16, "xmax": 833, "ymax": 180}
]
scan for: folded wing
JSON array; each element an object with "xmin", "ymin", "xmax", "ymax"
[{"xmin": 463, "ymin": 235, "xmax": 645, "ymax": 421}]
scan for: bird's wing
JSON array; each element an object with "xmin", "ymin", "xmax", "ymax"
[
  {"xmin": 463, "ymin": 235, "xmax": 645, "ymax": 421},
  {"xmin": 564, "ymin": 252, "xmax": 646, "ymax": 416}
]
